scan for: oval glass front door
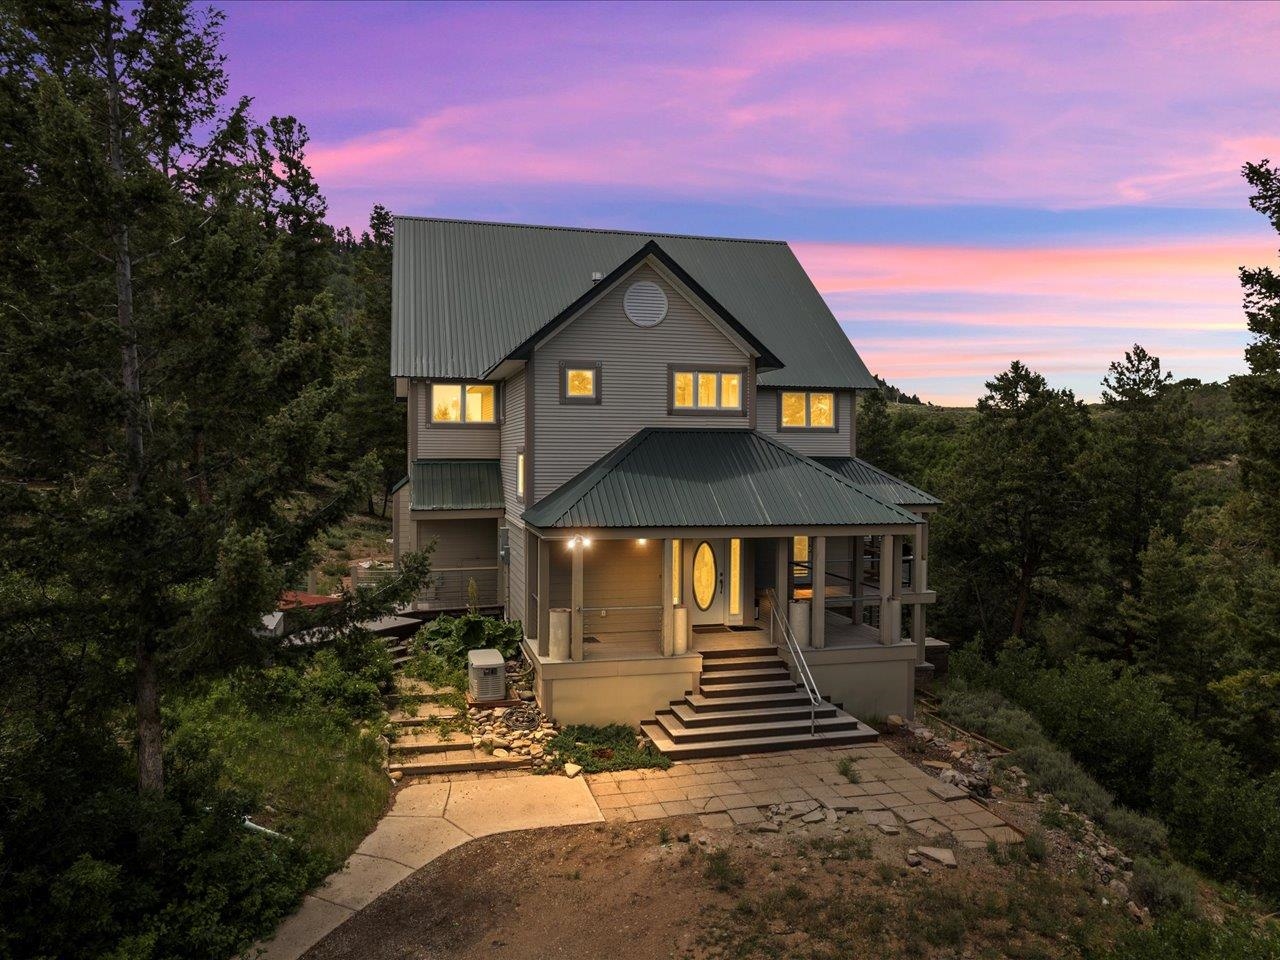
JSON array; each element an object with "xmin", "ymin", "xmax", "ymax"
[{"xmin": 692, "ymin": 541, "xmax": 716, "ymax": 611}]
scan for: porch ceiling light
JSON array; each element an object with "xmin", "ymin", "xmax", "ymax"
[{"xmin": 568, "ymin": 534, "xmax": 592, "ymax": 549}]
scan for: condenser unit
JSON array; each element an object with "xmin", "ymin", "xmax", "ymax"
[{"xmin": 467, "ymin": 648, "xmax": 506, "ymax": 701}]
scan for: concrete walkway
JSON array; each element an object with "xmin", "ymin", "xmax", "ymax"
[{"xmin": 256, "ymin": 775, "xmax": 603, "ymax": 960}]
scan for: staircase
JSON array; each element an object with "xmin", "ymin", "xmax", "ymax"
[{"xmin": 641, "ymin": 645, "xmax": 877, "ymax": 759}]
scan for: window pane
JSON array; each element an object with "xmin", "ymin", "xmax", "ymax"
[
  {"xmin": 810, "ymin": 392, "xmax": 834, "ymax": 427},
  {"xmin": 516, "ymin": 452, "xmax": 525, "ymax": 498},
  {"xmin": 673, "ymin": 371, "xmax": 694, "ymax": 408},
  {"xmin": 720, "ymin": 373, "xmax": 741, "ymax": 409},
  {"xmin": 465, "ymin": 384, "xmax": 496, "ymax": 422},
  {"xmin": 781, "ymin": 391, "xmax": 807, "ymax": 427},
  {"xmin": 793, "ymin": 535, "xmax": 809, "ymax": 578},
  {"xmin": 697, "ymin": 373, "xmax": 718, "ymax": 408},
  {"xmin": 671, "ymin": 538, "xmax": 681, "ymax": 605},
  {"xmin": 566, "ymin": 368, "xmax": 595, "ymax": 398},
  {"xmin": 432, "ymin": 383, "xmax": 461, "ymax": 422},
  {"xmin": 692, "ymin": 541, "xmax": 716, "ymax": 611}
]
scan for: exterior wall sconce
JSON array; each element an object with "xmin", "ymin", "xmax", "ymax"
[{"xmin": 568, "ymin": 535, "xmax": 592, "ymax": 549}]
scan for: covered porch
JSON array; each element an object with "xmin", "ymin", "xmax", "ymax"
[{"xmin": 513, "ymin": 429, "xmax": 936, "ymax": 726}]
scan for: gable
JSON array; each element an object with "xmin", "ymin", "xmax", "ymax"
[{"xmin": 390, "ymin": 217, "xmax": 878, "ymax": 389}]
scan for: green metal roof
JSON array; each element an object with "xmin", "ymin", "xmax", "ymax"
[
  {"xmin": 815, "ymin": 457, "xmax": 941, "ymax": 507},
  {"xmin": 522, "ymin": 429, "xmax": 918, "ymax": 530},
  {"xmin": 391, "ymin": 217, "xmax": 877, "ymax": 390},
  {"xmin": 409, "ymin": 459, "xmax": 503, "ymax": 511}
]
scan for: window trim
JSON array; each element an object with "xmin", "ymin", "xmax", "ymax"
[
  {"xmin": 426, "ymin": 380, "xmax": 500, "ymax": 427},
  {"xmin": 558, "ymin": 360, "xmax": 602, "ymax": 405},
  {"xmin": 667, "ymin": 364, "xmax": 749, "ymax": 417},
  {"xmin": 777, "ymin": 390, "xmax": 839, "ymax": 432}
]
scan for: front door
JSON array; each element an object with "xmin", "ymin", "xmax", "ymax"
[{"xmin": 689, "ymin": 539, "xmax": 726, "ymax": 625}]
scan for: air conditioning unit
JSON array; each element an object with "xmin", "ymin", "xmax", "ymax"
[{"xmin": 467, "ymin": 648, "xmax": 506, "ymax": 702}]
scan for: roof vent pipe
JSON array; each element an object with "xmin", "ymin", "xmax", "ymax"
[{"xmin": 591, "ymin": 271, "xmax": 603, "ymax": 283}]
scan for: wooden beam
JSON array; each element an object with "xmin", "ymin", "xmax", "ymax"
[{"xmin": 811, "ymin": 536, "xmax": 826, "ymax": 649}]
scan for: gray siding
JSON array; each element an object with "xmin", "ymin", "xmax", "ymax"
[
  {"xmin": 392, "ymin": 483, "xmax": 412, "ymax": 560},
  {"xmin": 756, "ymin": 388, "xmax": 854, "ymax": 457},
  {"xmin": 506, "ymin": 523, "xmax": 526, "ymax": 627},
  {"xmin": 412, "ymin": 381, "xmax": 501, "ymax": 459},
  {"xmin": 550, "ymin": 539, "xmax": 662, "ymax": 641},
  {"xmin": 532, "ymin": 263, "xmax": 752, "ymax": 501},
  {"xmin": 500, "ymin": 367, "xmax": 526, "ymax": 526}
]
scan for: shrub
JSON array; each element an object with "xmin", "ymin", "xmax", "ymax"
[
  {"xmin": 545, "ymin": 724, "xmax": 671, "ymax": 773},
  {"xmin": 1130, "ymin": 856, "xmax": 1199, "ymax": 916},
  {"xmin": 414, "ymin": 613, "xmax": 523, "ymax": 664},
  {"xmin": 1102, "ymin": 916, "xmax": 1280, "ymax": 960}
]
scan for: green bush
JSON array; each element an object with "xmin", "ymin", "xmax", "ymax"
[
  {"xmin": 950, "ymin": 645, "xmax": 1280, "ymax": 901},
  {"xmin": 413, "ymin": 613, "xmax": 523, "ymax": 665},
  {"xmin": 1100, "ymin": 916, "xmax": 1280, "ymax": 960},
  {"xmin": 545, "ymin": 723, "xmax": 671, "ymax": 773},
  {"xmin": 1130, "ymin": 855, "xmax": 1199, "ymax": 916}
]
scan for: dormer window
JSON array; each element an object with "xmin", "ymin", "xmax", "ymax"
[
  {"xmin": 670, "ymin": 367, "xmax": 746, "ymax": 415},
  {"xmin": 559, "ymin": 361, "xmax": 601, "ymax": 404},
  {"xmin": 779, "ymin": 391, "xmax": 835, "ymax": 430},
  {"xmin": 431, "ymin": 382, "xmax": 496, "ymax": 424}
]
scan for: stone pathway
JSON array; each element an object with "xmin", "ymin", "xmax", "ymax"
[
  {"xmin": 585, "ymin": 744, "xmax": 1020, "ymax": 846},
  {"xmin": 257, "ymin": 775, "xmax": 603, "ymax": 960}
]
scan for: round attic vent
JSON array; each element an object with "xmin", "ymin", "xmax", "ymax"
[{"xmin": 623, "ymin": 280, "xmax": 667, "ymax": 327}]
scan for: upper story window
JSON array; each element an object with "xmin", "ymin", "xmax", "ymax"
[
  {"xmin": 431, "ymin": 382, "xmax": 496, "ymax": 424},
  {"xmin": 516, "ymin": 447, "xmax": 526, "ymax": 501},
  {"xmin": 670, "ymin": 367, "xmax": 745, "ymax": 415},
  {"xmin": 779, "ymin": 391, "xmax": 836, "ymax": 430},
  {"xmin": 559, "ymin": 361, "xmax": 601, "ymax": 404}
]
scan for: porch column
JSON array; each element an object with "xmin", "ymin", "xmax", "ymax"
[
  {"xmin": 570, "ymin": 540, "xmax": 584, "ymax": 661},
  {"xmin": 879, "ymin": 533, "xmax": 902, "ymax": 645},
  {"xmin": 852, "ymin": 536, "xmax": 864, "ymax": 625},
  {"xmin": 913, "ymin": 519, "xmax": 928, "ymax": 665},
  {"xmin": 811, "ymin": 536, "xmax": 826, "ymax": 648},
  {"xmin": 768, "ymin": 535, "xmax": 788, "ymax": 624},
  {"xmin": 661, "ymin": 538, "xmax": 674, "ymax": 656},
  {"xmin": 536, "ymin": 535, "xmax": 551, "ymax": 657}
]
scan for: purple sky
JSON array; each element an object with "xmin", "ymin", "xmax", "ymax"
[{"xmin": 218, "ymin": 0, "xmax": 1280, "ymax": 404}]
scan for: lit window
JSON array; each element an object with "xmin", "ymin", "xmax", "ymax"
[
  {"xmin": 673, "ymin": 372, "xmax": 694, "ymax": 408},
  {"xmin": 561, "ymin": 362, "xmax": 601, "ymax": 403},
  {"xmin": 779, "ymin": 391, "xmax": 836, "ymax": 429},
  {"xmin": 431, "ymin": 382, "xmax": 496, "ymax": 423},
  {"xmin": 671, "ymin": 538, "xmax": 681, "ymax": 605},
  {"xmin": 729, "ymin": 538, "xmax": 741, "ymax": 616},
  {"xmin": 516, "ymin": 449, "xmax": 525, "ymax": 500},
  {"xmin": 793, "ymin": 535, "xmax": 809, "ymax": 578},
  {"xmin": 671, "ymin": 369, "xmax": 745, "ymax": 413}
]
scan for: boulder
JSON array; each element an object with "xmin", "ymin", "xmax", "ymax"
[{"xmin": 563, "ymin": 762, "xmax": 583, "ymax": 778}]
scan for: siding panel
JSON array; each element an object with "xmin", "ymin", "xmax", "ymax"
[
  {"xmin": 414, "ymin": 381, "xmax": 501, "ymax": 458},
  {"xmin": 532, "ymin": 264, "xmax": 752, "ymax": 500},
  {"xmin": 549, "ymin": 539, "xmax": 662, "ymax": 641},
  {"xmin": 500, "ymin": 368, "xmax": 527, "ymax": 526},
  {"xmin": 757, "ymin": 388, "xmax": 854, "ymax": 457}
]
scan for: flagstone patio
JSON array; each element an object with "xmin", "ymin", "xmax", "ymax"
[{"xmin": 584, "ymin": 744, "xmax": 1020, "ymax": 845}]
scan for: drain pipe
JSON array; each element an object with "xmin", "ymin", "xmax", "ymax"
[{"xmin": 242, "ymin": 816, "xmax": 292, "ymax": 842}]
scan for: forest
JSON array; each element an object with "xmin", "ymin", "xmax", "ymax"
[{"xmin": 2, "ymin": 3, "xmax": 1279, "ymax": 959}]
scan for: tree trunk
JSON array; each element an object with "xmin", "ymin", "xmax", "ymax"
[
  {"xmin": 1010, "ymin": 555, "xmax": 1035, "ymax": 640},
  {"xmin": 105, "ymin": 2, "xmax": 163, "ymax": 796}
]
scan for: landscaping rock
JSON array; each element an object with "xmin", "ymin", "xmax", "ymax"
[
  {"xmin": 563, "ymin": 762, "xmax": 583, "ymax": 778},
  {"xmin": 906, "ymin": 850, "xmax": 922, "ymax": 867},
  {"xmin": 755, "ymin": 821, "xmax": 782, "ymax": 833},
  {"xmin": 801, "ymin": 810, "xmax": 826, "ymax": 824},
  {"xmin": 877, "ymin": 823, "xmax": 900, "ymax": 835}
]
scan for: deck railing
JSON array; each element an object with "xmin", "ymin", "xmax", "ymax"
[
  {"xmin": 762, "ymin": 587, "xmax": 821, "ymax": 735},
  {"xmin": 351, "ymin": 563, "xmax": 501, "ymax": 610}
]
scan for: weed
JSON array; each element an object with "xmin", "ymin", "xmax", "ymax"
[
  {"xmin": 836, "ymin": 756, "xmax": 862, "ymax": 783},
  {"xmin": 1024, "ymin": 829, "xmax": 1048, "ymax": 863},
  {"xmin": 658, "ymin": 826, "xmax": 670, "ymax": 845},
  {"xmin": 705, "ymin": 849, "xmax": 745, "ymax": 891}
]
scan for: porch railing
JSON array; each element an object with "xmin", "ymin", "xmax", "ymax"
[{"xmin": 762, "ymin": 587, "xmax": 821, "ymax": 735}]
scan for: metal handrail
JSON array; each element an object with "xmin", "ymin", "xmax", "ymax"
[{"xmin": 763, "ymin": 587, "xmax": 822, "ymax": 735}]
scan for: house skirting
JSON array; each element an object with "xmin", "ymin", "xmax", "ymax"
[
  {"xmin": 782, "ymin": 641, "xmax": 919, "ymax": 721},
  {"xmin": 522, "ymin": 640, "xmax": 701, "ymax": 726}
]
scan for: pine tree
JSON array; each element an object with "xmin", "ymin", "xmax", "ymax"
[
  {"xmin": 856, "ymin": 388, "xmax": 898, "ymax": 473},
  {"xmin": 1233, "ymin": 159, "xmax": 1280, "ymax": 556}
]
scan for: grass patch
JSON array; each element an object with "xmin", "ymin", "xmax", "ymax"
[
  {"xmin": 704, "ymin": 849, "xmax": 746, "ymax": 891},
  {"xmin": 1101, "ymin": 916, "xmax": 1280, "ymax": 960},
  {"xmin": 545, "ymin": 724, "xmax": 671, "ymax": 773}
]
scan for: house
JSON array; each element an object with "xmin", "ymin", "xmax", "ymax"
[{"xmin": 390, "ymin": 218, "xmax": 941, "ymax": 756}]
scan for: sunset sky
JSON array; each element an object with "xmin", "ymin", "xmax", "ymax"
[{"xmin": 218, "ymin": 0, "xmax": 1280, "ymax": 404}]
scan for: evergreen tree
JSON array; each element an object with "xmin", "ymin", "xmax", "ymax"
[
  {"xmin": 1233, "ymin": 159, "xmax": 1280, "ymax": 556},
  {"xmin": 856, "ymin": 387, "xmax": 897, "ymax": 473}
]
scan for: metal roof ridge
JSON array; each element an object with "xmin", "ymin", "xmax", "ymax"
[{"xmin": 390, "ymin": 214, "xmax": 790, "ymax": 246}]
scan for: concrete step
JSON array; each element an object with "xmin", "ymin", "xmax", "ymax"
[
  {"xmin": 698, "ymin": 678, "xmax": 801, "ymax": 698},
  {"xmin": 700, "ymin": 654, "xmax": 787, "ymax": 671},
  {"xmin": 698, "ymin": 645, "xmax": 779, "ymax": 661},
  {"xmin": 680, "ymin": 690, "xmax": 815, "ymax": 713},
  {"xmin": 654, "ymin": 709, "xmax": 862, "ymax": 744},
  {"xmin": 668, "ymin": 700, "xmax": 838, "ymax": 728},
  {"xmin": 640, "ymin": 719, "xmax": 877, "ymax": 759},
  {"xmin": 388, "ymin": 749, "xmax": 530, "ymax": 776},
  {"xmin": 699, "ymin": 667, "xmax": 793, "ymax": 685}
]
